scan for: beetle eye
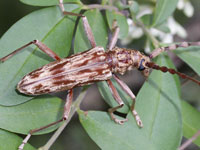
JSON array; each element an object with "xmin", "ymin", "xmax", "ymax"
[{"xmin": 138, "ymin": 59, "xmax": 145, "ymax": 71}]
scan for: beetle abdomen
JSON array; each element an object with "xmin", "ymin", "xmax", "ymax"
[{"xmin": 17, "ymin": 47, "xmax": 112, "ymax": 95}]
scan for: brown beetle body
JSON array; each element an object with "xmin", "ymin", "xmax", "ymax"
[{"xmin": 17, "ymin": 46, "xmax": 150, "ymax": 95}]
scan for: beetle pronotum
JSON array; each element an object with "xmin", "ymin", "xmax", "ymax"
[{"xmin": 0, "ymin": 0, "xmax": 200, "ymax": 149}]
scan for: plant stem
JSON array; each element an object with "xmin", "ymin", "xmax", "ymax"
[
  {"xmin": 136, "ymin": 21, "xmax": 160, "ymax": 48},
  {"xmin": 130, "ymin": 11, "xmax": 160, "ymax": 48},
  {"xmin": 83, "ymin": 4, "xmax": 119, "ymax": 12},
  {"xmin": 179, "ymin": 130, "xmax": 200, "ymax": 150},
  {"xmin": 38, "ymin": 90, "xmax": 87, "ymax": 150}
]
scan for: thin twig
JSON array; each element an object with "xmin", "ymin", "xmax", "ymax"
[
  {"xmin": 83, "ymin": 4, "xmax": 119, "ymax": 12},
  {"xmin": 129, "ymin": 11, "xmax": 160, "ymax": 48},
  {"xmin": 38, "ymin": 90, "xmax": 87, "ymax": 150},
  {"xmin": 179, "ymin": 130, "xmax": 200, "ymax": 150},
  {"xmin": 136, "ymin": 21, "xmax": 160, "ymax": 48}
]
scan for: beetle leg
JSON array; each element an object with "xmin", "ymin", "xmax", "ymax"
[
  {"xmin": 149, "ymin": 41, "xmax": 200, "ymax": 59},
  {"xmin": 59, "ymin": 0, "xmax": 96, "ymax": 48},
  {"xmin": 81, "ymin": 16, "xmax": 97, "ymax": 48},
  {"xmin": 63, "ymin": 89, "xmax": 73, "ymax": 120},
  {"xmin": 59, "ymin": 0, "xmax": 83, "ymax": 17},
  {"xmin": 113, "ymin": 74, "xmax": 143, "ymax": 128},
  {"xmin": 18, "ymin": 89, "xmax": 73, "ymax": 150},
  {"xmin": 18, "ymin": 119, "xmax": 63, "ymax": 150},
  {"xmin": 106, "ymin": 79, "xmax": 128, "ymax": 125},
  {"xmin": 0, "ymin": 40, "xmax": 61, "ymax": 63},
  {"xmin": 108, "ymin": 20, "xmax": 120, "ymax": 50}
]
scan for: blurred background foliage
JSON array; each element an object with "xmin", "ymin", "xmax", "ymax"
[{"xmin": 0, "ymin": 0, "xmax": 199, "ymax": 150}]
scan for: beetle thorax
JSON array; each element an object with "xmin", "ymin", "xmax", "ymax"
[{"xmin": 107, "ymin": 47, "xmax": 145, "ymax": 75}]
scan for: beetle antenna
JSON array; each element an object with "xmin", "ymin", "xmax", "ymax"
[{"xmin": 146, "ymin": 62, "xmax": 200, "ymax": 85}]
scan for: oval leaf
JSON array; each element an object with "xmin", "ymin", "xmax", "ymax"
[
  {"xmin": 0, "ymin": 129, "xmax": 35, "ymax": 150},
  {"xmin": 106, "ymin": 10, "xmax": 129, "ymax": 39},
  {"xmin": 129, "ymin": 1, "xmax": 139, "ymax": 16},
  {"xmin": 134, "ymin": 55, "xmax": 182, "ymax": 149},
  {"xmin": 0, "ymin": 4, "xmax": 81, "ymax": 106},
  {"xmin": 140, "ymin": 14, "xmax": 153, "ymax": 27},
  {"xmin": 152, "ymin": 0, "xmax": 178, "ymax": 27},
  {"xmin": 174, "ymin": 46, "xmax": 200, "ymax": 75},
  {"xmin": 182, "ymin": 100, "xmax": 200, "ymax": 147},
  {"xmin": 20, "ymin": 0, "xmax": 81, "ymax": 6},
  {"xmin": 0, "ymin": 96, "xmax": 63, "ymax": 134},
  {"xmin": 79, "ymin": 110, "xmax": 156, "ymax": 150},
  {"xmin": 79, "ymin": 55, "xmax": 182, "ymax": 150}
]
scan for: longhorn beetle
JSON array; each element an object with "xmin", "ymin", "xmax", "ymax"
[{"xmin": 0, "ymin": 0, "xmax": 200, "ymax": 149}]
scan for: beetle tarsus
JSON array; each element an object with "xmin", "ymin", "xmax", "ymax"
[{"xmin": 109, "ymin": 110, "xmax": 128, "ymax": 125}]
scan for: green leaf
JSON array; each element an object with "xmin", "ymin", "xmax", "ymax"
[
  {"xmin": 0, "ymin": 129, "xmax": 36, "ymax": 150},
  {"xmin": 0, "ymin": 4, "xmax": 81, "ymax": 106},
  {"xmin": 134, "ymin": 55, "xmax": 182, "ymax": 149},
  {"xmin": 106, "ymin": 10, "xmax": 129, "ymax": 39},
  {"xmin": 79, "ymin": 110, "xmax": 156, "ymax": 150},
  {"xmin": 0, "ymin": 96, "xmax": 63, "ymax": 134},
  {"xmin": 152, "ymin": 0, "xmax": 178, "ymax": 27},
  {"xmin": 182, "ymin": 100, "xmax": 200, "ymax": 146},
  {"xmin": 74, "ymin": 9, "xmax": 108, "ymax": 53},
  {"xmin": 174, "ymin": 46, "xmax": 200, "ymax": 75},
  {"xmin": 140, "ymin": 14, "xmax": 153, "ymax": 27},
  {"xmin": 128, "ymin": 1, "xmax": 139, "ymax": 16},
  {"xmin": 20, "ymin": 0, "xmax": 81, "ymax": 6},
  {"xmin": 79, "ymin": 55, "xmax": 182, "ymax": 150}
]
